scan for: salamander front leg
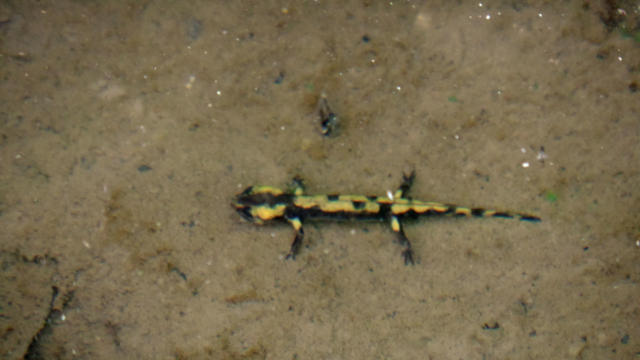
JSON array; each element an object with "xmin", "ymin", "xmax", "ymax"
[
  {"xmin": 285, "ymin": 216, "xmax": 304, "ymax": 260},
  {"xmin": 390, "ymin": 215, "xmax": 415, "ymax": 265},
  {"xmin": 290, "ymin": 176, "xmax": 306, "ymax": 196}
]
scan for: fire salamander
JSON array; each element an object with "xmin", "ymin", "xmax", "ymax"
[{"xmin": 233, "ymin": 172, "xmax": 540, "ymax": 265}]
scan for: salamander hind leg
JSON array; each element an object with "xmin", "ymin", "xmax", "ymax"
[
  {"xmin": 285, "ymin": 216, "xmax": 304, "ymax": 260},
  {"xmin": 390, "ymin": 215, "xmax": 415, "ymax": 265},
  {"xmin": 394, "ymin": 170, "xmax": 416, "ymax": 199}
]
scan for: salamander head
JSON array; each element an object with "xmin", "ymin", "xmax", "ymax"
[{"xmin": 232, "ymin": 185, "xmax": 288, "ymax": 224}]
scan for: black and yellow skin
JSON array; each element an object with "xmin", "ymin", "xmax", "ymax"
[{"xmin": 233, "ymin": 172, "xmax": 540, "ymax": 265}]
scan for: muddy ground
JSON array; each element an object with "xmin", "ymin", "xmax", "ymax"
[{"xmin": 1, "ymin": 1, "xmax": 639, "ymax": 359}]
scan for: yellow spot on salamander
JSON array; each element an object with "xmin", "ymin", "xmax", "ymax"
[
  {"xmin": 483, "ymin": 210, "xmax": 496, "ymax": 217},
  {"xmin": 363, "ymin": 202, "xmax": 380, "ymax": 213},
  {"xmin": 376, "ymin": 197, "xmax": 393, "ymax": 204},
  {"xmin": 455, "ymin": 207, "xmax": 471, "ymax": 216},
  {"xmin": 288, "ymin": 217, "xmax": 302, "ymax": 230},
  {"xmin": 393, "ymin": 189, "xmax": 403, "ymax": 199},
  {"xmin": 410, "ymin": 204, "xmax": 433, "ymax": 213},
  {"xmin": 320, "ymin": 200, "xmax": 355, "ymax": 212},
  {"xmin": 338, "ymin": 195, "xmax": 368, "ymax": 202},
  {"xmin": 251, "ymin": 186, "xmax": 283, "ymax": 195},
  {"xmin": 428, "ymin": 202, "xmax": 450, "ymax": 213},
  {"xmin": 293, "ymin": 195, "xmax": 327, "ymax": 209},
  {"xmin": 391, "ymin": 216, "xmax": 401, "ymax": 232},
  {"xmin": 253, "ymin": 204, "xmax": 286, "ymax": 221},
  {"xmin": 391, "ymin": 204, "xmax": 411, "ymax": 214}
]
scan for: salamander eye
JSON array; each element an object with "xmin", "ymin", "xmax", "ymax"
[
  {"xmin": 236, "ymin": 206, "xmax": 257, "ymax": 223},
  {"xmin": 239, "ymin": 186, "xmax": 254, "ymax": 196}
]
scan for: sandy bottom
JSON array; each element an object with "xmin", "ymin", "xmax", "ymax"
[{"xmin": 1, "ymin": 1, "xmax": 638, "ymax": 359}]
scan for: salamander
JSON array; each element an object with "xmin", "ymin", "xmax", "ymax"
[{"xmin": 233, "ymin": 171, "xmax": 540, "ymax": 265}]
